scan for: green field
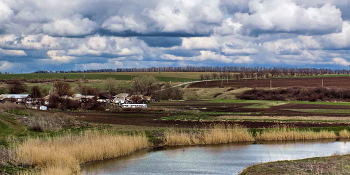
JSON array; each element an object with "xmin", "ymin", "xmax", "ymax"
[
  {"xmin": 207, "ymin": 99, "xmax": 350, "ymax": 106},
  {"xmin": 0, "ymin": 72, "xmax": 200, "ymax": 82}
]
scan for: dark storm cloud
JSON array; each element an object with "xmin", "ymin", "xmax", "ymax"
[{"xmin": 139, "ymin": 37, "xmax": 182, "ymax": 48}]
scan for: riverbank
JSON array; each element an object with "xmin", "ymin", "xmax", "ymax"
[
  {"xmin": 240, "ymin": 154, "xmax": 350, "ymax": 175},
  {"xmin": 5, "ymin": 125, "xmax": 350, "ymax": 174}
]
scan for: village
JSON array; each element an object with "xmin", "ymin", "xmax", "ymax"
[{"xmin": 0, "ymin": 93, "xmax": 153, "ymax": 110}]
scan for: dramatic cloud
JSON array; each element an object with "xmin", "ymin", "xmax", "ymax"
[
  {"xmin": 235, "ymin": 0, "xmax": 342, "ymax": 35},
  {"xmin": 42, "ymin": 15, "xmax": 98, "ymax": 37},
  {"xmin": 0, "ymin": 0, "xmax": 350, "ymax": 73}
]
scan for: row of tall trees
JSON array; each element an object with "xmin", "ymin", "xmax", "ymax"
[
  {"xmin": 199, "ymin": 67, "xmax": 350, "ymax": 80},
  {"xmin": 33, "ymin": 66, "xmax": 350, "ymax": 75}
]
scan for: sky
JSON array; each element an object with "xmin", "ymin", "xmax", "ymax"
[{"xmin": 1, "ymin": 0, "xmax": 350, "ymax": 73}]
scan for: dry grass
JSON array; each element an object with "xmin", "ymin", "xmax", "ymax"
[
  {"xmin": 14, "ymin": 130, "xmax": 149, "ymax": 175},
  {"xmin": 164, "ymin": 124, "xmax": 255, "ymax": 146},
  {"xmin": 0, "ymin": 102, "xmax": 26, "ymax": 112},
  {"xmin": 183, "ymin": 88, "xmax": 239, "ymax": 100},
  {"xmin": 339, "ymin": 130, "xmax": 350, "ymax": 138},
  {"xmin": 255, "ymin": 125, "xmax": 337, "ymax": 141},
  {"xmin": 0, "ymin": 146, "xmax": 11, "ymax": 166},
  {"xmin": 17, "ymin": 114, "xmax": 78, "ymax": 132},
  {"xmin": 240, "ymin": 154, "xmax": 350, "ymax": 175}
]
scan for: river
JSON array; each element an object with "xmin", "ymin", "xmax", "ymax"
[{"xmin": 81, "ymin": 140, "xmax": 350, "ymax": 175}]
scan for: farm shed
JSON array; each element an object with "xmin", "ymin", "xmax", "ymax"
[
  {"xmin": 97, "ymin": 94, "xmax": 113, "ymax": 103},
  {"xmin": 0, "ymin": 94, "xmax": 30, "ymax": 103}
]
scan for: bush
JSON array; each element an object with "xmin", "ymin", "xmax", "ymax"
[
  {"xmin": 238, "ymin": 87, "xmax": 350, "ymax": 102},
  {"xmin": 7, "ymin": 79, "xmax": 27, "ymax": 94}
]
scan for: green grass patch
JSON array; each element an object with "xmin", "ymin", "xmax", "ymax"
[
  {"xmin": 6, "ymin": 109, "xmax": 31, "ymax": 116},
  {"xmin": 286, "ymin": 109, "xmax": 350, "ymax": 114},
  {"xmin": 0, "ymin": 73, "xmax": 197, "ymax": 82},
  {"xmin": 0, "ymin": 117, "xmax": 15, "ymax": 137},
  {"xmin": 207, "ymin": 99, "xmax": 350, "ymax": 106},
  {"xmin": 290, "ymin": 101, "xmax": 350, "ymax": 106}
]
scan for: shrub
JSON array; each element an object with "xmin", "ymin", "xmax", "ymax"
[
  {"xmin": 238, "ymin": 87, "xmax": 350, "ymax": 102},
  {"xmin": 7, "ymin": 79, "xmax": 27, "ymax": 94}
]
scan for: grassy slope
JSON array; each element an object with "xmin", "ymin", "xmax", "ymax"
[{"xmin": 240, "ymin": 154, "xmax": 350, "ymax": 175}]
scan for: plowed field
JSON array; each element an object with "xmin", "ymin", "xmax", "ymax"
[{"xmin": 72, "ymin": 100, "xmax": 350, "ymax": 129}]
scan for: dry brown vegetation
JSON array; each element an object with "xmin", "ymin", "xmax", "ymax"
[
  {"xmin": 164, "ymin": 124, "xmax": 254, "ymax": 146},
  {"xmin": 240, "ymin": 154, "xmax": 350, "ymax": 175},
  {"xmin": 238, "ymin": 86, "xmax": 350, "ymax": 102},
  {"xmin": 0, "ymin": 146, "xmax": 11, "ymax": 167},
  {"xmin": 0, "ymin": 102, "xmax": 26, "ymax": 112},
  {"xmin": 255, "ymin": 125, "xmax": 337, "ymax": 141},
  {"xmin": 17, "ymin": 114, "xmax": 78, "ymax": 132},
  {"xmin": 164, "ymin": 125, "xmax": 350, "ymax": 146},
  {"xmin": 13, "ymin": 130, "xmax": 149, "ymax": 175},
  {"xmin": 182, "ymin": 87, "xmax": 242, "ymax": 100}
]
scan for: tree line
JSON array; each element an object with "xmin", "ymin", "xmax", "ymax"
[
  {"xmin": 199, "ymin": 67, "xmax": 350, "ymax": 80},
  {"xmin": 32, "ymin": 66, "xmax": 350, "ymax": 75}
]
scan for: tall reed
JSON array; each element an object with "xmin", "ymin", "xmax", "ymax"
[
  {"xmin": 14, "ymin": 130, "xmax": 149, "ymax": 175},
  {"xmin": 164, "ymin": 124, "xmax": 255, "ymax": 146},
  {"xmin": 338, "ymin": 130, "xmax": 350, "ymax": 138},
  {"xmin": 255, "ymin": 125, "xmax": 337, "ymax": 141}
]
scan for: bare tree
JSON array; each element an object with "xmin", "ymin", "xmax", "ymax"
[
  {"xmin": 30, "ymin": 86, "xmax": 42, "ymax": 98},
  {"xmin": 80, "ymin": 85, "xmax": 96, "ymax": 95},
  {"xmin": 7, "ymin": 79, "xmax": 27, "ymax": 94},
  {"xmin": 103, "ymin": 77, "xmax": 117, "ymax": 95},
  {"xmin": 53, "ymin": 81, "xmax": 72, "ymax": 96},
  {"xmin": 130, "ymin": 76, "xmax": 159, "ymax": 96}
]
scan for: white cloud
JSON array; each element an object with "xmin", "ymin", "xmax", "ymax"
[
  {"xmin": 0, "ymin": 49, "xmax": 26, "ymax": 56},
  {"xmin": 146, "ymin": 0, "xmax": 223, "ymax": 33},
  {"xmin": 236, "ymin": 0, "xmax": 342, "ymax": 35},
  {"xmin": 263, "ymin": 39, "xmax": 302, "ymax": 55},
  {"xmin": 47, "ymin": 50, "xmax": 75, "ymax": 63},
  {"xmin": 223, "ymin": 48, "xmax": 259, "ymax": 55},
  {"xmin": 0, "ymin": 1, "xmax": 13, "ymax": 23},
  {"xmin": 42, "ymin": 15, "xmax": 98, "ymax": 36},
  {"xmin": 161, "ymin": 51, "xmax": 254, "ymax": 64},
  {"xmin": 233, "ymin": 56, "xmax": 253, "ymax": 64},
  {"xmin": 102, "ymin": 16, "xmax": 147, "ymax": 33},
  {"xmin": 181, "ymin": 37, "xmax": 220, "ymax": 50},
  {"xmin": 319, "ymin": 22, "xmax": 350, "ymax": 49},
  {"xmin": 333, "ymin": 58, "xmax": 350, "ymax": 66}
]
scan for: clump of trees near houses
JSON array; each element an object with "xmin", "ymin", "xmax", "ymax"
[{"xmin": 1, "ymin": 75, "xmax": 183, "ymax": 110}]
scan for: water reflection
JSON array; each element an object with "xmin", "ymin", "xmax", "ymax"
[{"xmin": 81, "ymin": 140, "xmax": 350, "ymax": 175}]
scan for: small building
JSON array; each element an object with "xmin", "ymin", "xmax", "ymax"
[
  {"xmin": 122, "ymin": 104, "xmax": 147, "ymax": 108},
  {"xmin": 97, "ymin": 94, "xmax": 113, "ymax": 103},
  {"xmin": 0, "ymin": 94, "xmax": 30, "ymax": 103},
  {"xmin": 113, "ymin": 93, "xmax": 129, "ymax": 104}
]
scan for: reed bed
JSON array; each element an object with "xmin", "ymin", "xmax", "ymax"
[
  {"xmin": 338, "ymin": 130, "xmax": 350, "ymax": 138},
  {"xmin": 255, "ymin": 125, "xmax": 337, "ymax": 141},
  {"xmin": 14, "ymin": 130, "xmax": 149, "ymax": 175},
  {"xmin": 164, "ymin": 124, "xmax": 255, "ymax": 146}
]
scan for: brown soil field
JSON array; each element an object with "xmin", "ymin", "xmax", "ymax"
[
  {"xmin": 188, "ymin": 77, "xmax": 350, "ymax": 89},
  {"xmin": 70, "ymin": 101, "xmax": 350, "ymax": 129}
]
